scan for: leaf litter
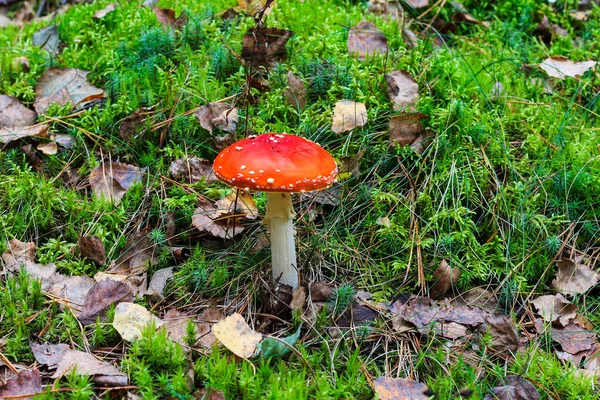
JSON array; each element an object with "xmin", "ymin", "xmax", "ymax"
[
  {"xmin": 89, "ymin": 160, "xmax": 143, "ymax": 205},
  {"xmin": 34, "ymin": 68, "xmax": 105, "ymax": 114}
]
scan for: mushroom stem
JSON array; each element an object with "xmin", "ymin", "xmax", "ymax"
[{"xmin": 264, "ymin": 192, "xmax": 298, "ymax": 288}]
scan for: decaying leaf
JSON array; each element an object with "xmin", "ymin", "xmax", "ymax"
[
  {"xmin": 402, "ymin": 28, "xmax": 419, "ymax": 48},
  {"xmin": 89, "ymin": 160, "xmax": 143, "ymax": 205},
  {"xmin": 213, "ymin": 313, "xmax": 262, "ymax": 358},
  {"xmin": 169, "ymin": 157, "xmax": 216, "ymax": 184},
  {"xmin": 283, "ymin": 72, "xmax": 307, "ymax": 109},
  {"xmin": 373, "ymin": 377, "xmax": 431, "ymax": 400},
  {"xmin": 367, "ymin": 0, "xmax": 403, "ymax": 20},
  {"xmin": 197, "ymin": 303, "xmax": 224, "ymax": 348},
  {"xmin": 531, "ymin": 294, "xmax": 577, "ymax": 326},
  {"xmin": 163, "ymin": 308, "xmax": 193, "ymax": 347},
  {"xmin": 236, "ymin": 0, "xmax": 276, "ymax": 16},
  {"xmin": 48, "ymin": 275, "xmax": 95, "ymax": 317},
  {"xmin": 145, "ymin": 267, "xmax": 173, "ymax": 300},
  {"xmin": 78, "ymin": 236, "xmax": 106, "ymax": 266},
  {"xmin": 0, "ymin": 95, "xmax": 48, "ymax": 146},
  {"xmin": 112, "ymin": 230, "xmax": 158, "ymax": 277},
  {"xmin": 551, "ymin": 257, "xmax": 600, "ymax": 295},
  {"xmin": 214, "ymin": 190, "xmax": 258, "ymax": 220},
  {"xmin": 31, "ymin": 343, "xmax": 70, "ymax": 368},
  {"xmin": 119, "ymin": 108, "xmax": 155, "ymax": 141},
  {"xmin": 32, "ymin": 25, "xmax": 61, "ymax": 55},
  {"xmin": 34, "ymin": 68, "xmax": 105, "ymax": 114},
  {"xmin": 337, "ymin": 304, "xmax": 378, "ymax": 328},
  {"xmin": 429, "ymin": 259, "xmax": 461, "ymax": 299},
  {"xmin": 310, "ymin": 281, "xmax": 335, "ymax": 302},
  {"xmin": 290, "ymin": 287, "xmax": 307, "ymax": 312},
  {"xmin": 242, "ymin": 27, "xmax": 294, "ymax": 70},
  {"xmin": 347, "ymin": 20, "xmax": 388, "ymax": 60},
  {"xmin": 480, "ymin": 315, "xmax": 519, "ymax": 359},
  {"xmin": 539, "ymin": 56, "xmax": 597, "ymax": 80},
  {"xmin": 0, "ymin": 368, "xmax": 42, "ymax": 400},
  {"xmin": 389, "ymin": 112, "xmax": 429, "ymax": 147},
  {"xmin": 1, "ymin": 239, "xmax": 58, "ymax": 290},
  {"xmin": 52, "ymin": 349, "xmax": 128, "ymax": 386},
  {"xmin": 37, "ymin": 140, "xmax": 57, "ymax": 155},
  {"xmin": 331, "ymin": 100, "xmax": 368, "ymax": 133},
  {"xmin": 79, "ymin": 280, "xmax": 134, "ymax": 325},
  {"xmin": 406, "ymin": 0, "xmax": 429, "ymax": 7},
  {"xmin": 535, "ymin": 319, "xmax": 597, "ymax": 354},
  {"xmin": 195, "ymin": 102, "xmax": 238, "ymax": 135},
  {"xmin": 192, "ymin": 198, "xmax": 247, "ymax": 239},
  {"xmin": 113, "ymin": 302, "xmax": 164, "ymax": 342},
  {"xmin": 386, "ymin": 70, "xmax": 419, "ymax": 111},
  {"xmin": 93, "ymin": 3, "xmax": 117, "ymax": 19},
  {"xmin": 153, "ymin": 8, "xmax": 187, "ymax": 29},
  {"xmin": 337, "ymin": 150, "xmax": 365, "ymax": 178},
  {"xmin": 483, "ymin": 376, "xmax": 540, "ymax": 400}
]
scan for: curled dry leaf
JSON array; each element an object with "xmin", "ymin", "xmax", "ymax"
[
  {"xmin": 213, "ymin": 313, "xmax": 262, "ymax": 358},
  {"xmin": 113, "ymin": 302, "xmax": 164, "ymax": 342},
  {"xmin": 145, "ymin": 267, "xmax": 173, "ymax": 300},
  {"xmin": 479, "ymin": 315, "xmax": 519, "ymax": 359},
  {"xmin": 283, "ymin": 72, "xmax": 307, "ymax": 109},
  {"xmin": 93, "ymin": 3, "xmax": 117, "ymax": 19},
  {"xmin": 169, "ymin": 157, "xmax": 216, "ymax": 184},
  {"xmin": 31, "ymin": 342, "xmax": 70, "ymax": 368},
  {"xmin": 483, "ymin": 376, "xmax": 540, "ymax": 400},
  {"xmin": 214, "ymin": 190, "xmax": 258, "ymax": 219},
  {"xmin": 530, "ymin": 294, "xmax": 577, "ymax": 326},
  {"xmin": 1, "ymin": 239, "xmax": 58, "ymax": 290},
  {"xmin": 0, "ymin": 95, "xmax": 48, "ymax": 146},
  {"xmin": 0, "ymin": 368, "xmax": 42, "ymax": 400},
  {"xmin": 89, "ymin": 160, "xmax": 143, "ymax": 205},
  {"xmin": 373, "ymin": 377, "xmax": 431, "ymax": 400},
  {"xmin": 241, "ymin": 27, "xmax": 294, "ymax": 70},
  {"xmin": 79, "ymin": 280, "xmax": 134, "ymax": 325},
  {"xmin": 551, "ymin": 257, "xmax": 600, "ymax": 295},
  {"xmin": 347, "ymin": 20, "xmax": 388, "ymax": 60},
  {"xmin": 78, "ymin": 236, "xmax": 106, "ymax": 266},
  {"xmin": 195, "ymin": 102, "xmax": 238, "ymax": 135},
  {"xmin": 52, "ymin": 349, "xmax": 128, "ymax": 386},
  {"xmin": 111, "ymin": 231, "xmax": 158, "ymax": 281},
  {"xmin": 539, "ymin": 56, "xmax": 597, "ymax": 80},
  {"xmin": 429, "ymin": 259, "xmax": 461, "ymax": 299},
  {"xmin": 331, "ymin": 100, "xmax": 368, "ymax": 133},
  {"xmin": 34, "ymin": 68, "xmax": 105, "ymax": 114},
  {"xmin": 37, "ymin": 140, "xmax": 57, "ymax": 155},
  {"xmin": 337, "ymin": 304, "xmax": 378, "ymax": 328},
  {"xmin": 389, "ymin": 112, "xmax": 429, "ymax": 147},
  {"xmin": 192, "ymin": 193, "xmax": 256, "ymax": 239},
  {"xmin": 48, "ymin": 275, "xmax": 95, "ymax": 317},
  {"xmin": 386, "ymin": 70, "xmax": 419, "ymax": 111}
]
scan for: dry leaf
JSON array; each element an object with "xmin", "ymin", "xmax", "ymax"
[
  {"xmin": 531, "ymin": 294, "xmax": 577, "ymax": 326},
  {"xmin": 52, "ymin": 350, "xmax": 128, "ymax": 386},
  {"xmin": 37, "ymin": 140, "xmax": 57, "ymax": 155},
  {"xmin": 310, "ymin": 282, "xmax": 334, "ymax": 302},
  {"xmin": 331, "ymin": 100, "xmax": 368, "ymax": 133},
  {"xmin": 539, "ymin": 56, "xmax": 597, "ymax": 80},
  {"xmin": 197, "ymin": 304, "xmax": 224, "ymax": 348},
  {"xmin": 283, "ymin": 72, "xmax": 307, "ymax": 109},
  {"xmin": 163, "ymin": 308, "xmax": 192, "ymax": 347},
  {"xmin": 373, "ymin": 377, "xmax": 431, "ymax": 400},
  {"xmin": 290, "ymin": 287, "xmax": 307, "ymax": 312},
  {"xmin": 551, "ymin": 257, "xmax": 600, "ymax": 295},
  {"xmin": 169, "ymin": 157, "xmax": 216, "ymax": 184},
  {"xmin": 480, "ymin": 315, "xmax": 519, "ymax": 359},
  {"xmin": 337, "ymin": 304, "xmax": 378, "ymax": 328},
  {"xmin": 31, "ymin": 343, "xmax": 70, "ymax": 368},
  {"xmin": 113, "ymin": 302, "xmax": 163, "ymax": 342},
  {"xmin": 213, "ymin": 313, "xmax": 262, "ymax": 358},
  {"xmin": 192, "ymin": 199, "xmax": 246, "ymax": 239},
  {"xmin": 406, "ymin": 0, "xmax": 429, "ymax": 7},
  {"xmin": 89, "ymin": 160, "xmax": 142, "ymax": 205},
  {"xmin": 389, "ymin": 112, "xmax": 428, "ymax": 147},
  {"xmin": 0, "ymin": 369, "xmax": 42, "ymax": 400},
  {"xmin": 153, "ymin": 8, "xmax": 187, "ymax": 29},
  {"xmin": 386, "ymin": 70, "xmax": 419, "ymax": 111},
  {"xmin": 32, "ymin": 25, "xmax": 61, "ymax": 55},
  {"xmin": 367, "ymin": 0, "xmax": 403, "ymax": 20},
  {"xmin": 78, "ymin": 236, "xmax": 106, "ymax": 266},
  {"xmin": 196, "ymin": 389, "xmax": 227, "ymax": 400},
  {"xmin": 145, "ymin": 267, "xmax": 173, "ymax": 300},
  {"xmin": 79, "ymin": 280, "xmax": 134, "ymax": 325},
  {"xmin": 1, "ymin": 239, "xmax": 58, "ymax": 290},
  {"xmin": 214, "ymin": 190, "xmax": 258, "ymax": 219},
  {"xmin": 34, "ymin": 68, "xmax": 105, "ymax": 114},
  {"xmin": 48, "ymin": 275, "xmax": 95, "ymax": 317},
  {"xmin": 402, "ymin": 28, "xmax": 419, "ymax": 48},
  {"xmin": 347, "ymin": 20, "xmax": 388, "ymax": 60},
  {"xmin": 112, "ymin": 230, "xmax": 158, "ymax": 275},
  {"xmin": 551, "ymin": 323, "xmax": 597, "ymax": 354},
  {"xmin": 94, "ymin": 3, "xmax": 116, "ymax": 19},
  {"xmin": 236, "ymin": 0, "xmax": 276, "ymax": 16},
  {"xmin": 195, "ymin": 102, "xmax": 238, "ymax": 134},
  {"xmin": 337, "ymin": 150, "xmax": 365, "ymax": 178},
  {"xmin": 483, "ymin": 376, "xmax": 540, "ymax": 400},
  {"xmin": 241, "ymin": 27, "xmax": 294, "ymax": 70},
  {"xmin": 429, "ymin": 259, "xmax": 461, "ymax": 299},
  {"xmin": 0, "ymin": 95, "xmax": 48, "ymax": 146}
]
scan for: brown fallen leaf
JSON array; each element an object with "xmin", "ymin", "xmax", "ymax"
[
  {"xmin": 112, "ymin": 230, "xmax": 158, "ymax": 275},
  {"xmin": 236, "ymin": 0, "xmax": 276, "ymax": 16},
  {"xmin": 0, "ymin": 95, "xmax": 49, "ymax": 146},
  {"xmin": 480, "ymin": 315, "xmax": 519, "ymax": 359},
  {"xmin": 213, "ymin": 313, "xmax": 262, "ymax": 358},
  {"xmin": 337, "ymin": 150, "xmax": 365, "ymax": 178},
  {"xmin": 283, "ymin": 72, "xmax": 307, "ymax": 110},
  {"xmin": 551, "ymin": 256, "xmax": 600, "ymax": 295},
  {"xmin": 195, "ymin": 389, "xmax": 227, "ymax": 400},
  {"xmin": 163, "ymin": 308, "xmax": 193, "ymax": 347},
  {"xmin": 241, "ymin": 27, "xmax": 293, "ymax": 70},
  {"xmin": 94, "ymin": 271, "xmax": 145, "ymax": 295},
  {"xmin": 34, "ymin": 68, "xmax": 105, "ymax": 114},
  {"xmin": 195, "ymin": 102, "xmax": 238, "ymax": 135},
  {"xmin": 89, "ymin": 160, "xmax": 143, "ymax": 205},
  {"xmin": 52, "ymin": 349, "xmax": 128, "ymax": 386},
  {"xmin": 539, "ymin": 56, "xmax": 597, "ymax": 80},
  {"xmin": 113, "ymin": 302, "xmax": 164, "ymax": 342},
  {"xmin": 48, "ymin": 275, "xmax": 95, "ymax": 317},
  {"xmin": 31, "ymin": 342, "xmax": 70, "ymax": 367},
  {"xmin": 402, "ymin": 28, "xmax": 419, "ymax": 48},
  {"xmin": 192, "ymin": 199, "xmax": 246, "ymax": 239},
  {"xmin": 389, "ymin": 112, "xmax": 429, "ymax": 147},
  {"xmin": 93, "ymin": 3, "xmax": 117, "ymax": 19},
  {"xmin": 310, "ymin": 282, "xmax": 334, "ymax": 302},
  {"xmin": 152, "ymin": 8, "xmax": 187, "ymax": 29},
  {"xmin": 406, "ymin": 0, "xmax": 429, "ymax": 7},
  {"xmin": 337, "ymin": 304, "xmax": 378, "ymax": 328},
  {"xmin": 196, "ymin": 303, "xmax": 224, "ymax": 348},
  {"xmin": 32, "ymin": 25, "xmax": 61, "ymax": 55},
  {"xmin": 347, "ymin": 20, "xmax": 388, "ymax": 61},
  {"xmin": 534, "ymin": 319, "xmax": 597, "ymax": 354},
  {"xmin": 290, "ymin": 287, "xmax": 307, "ymax": 312},
  {"xmin": 373, "ymin": 377, "xmax": 431, "ymax": 400},
  {"xmin": 483, "ymin": 376, "xmax": 540, "ymax": 400},
  {"xmin": 331, "ymin": 100, "xmax": 368, "ymax": 133},
  {"xmin": 78, "ymin": 236, "xmax": 106, "ymax": 266},
  {"xmin": 214, "ymin": 190, "xmax": 258, "ymax": 219},
  {"xmin": 429, "ymin": 259, "xmax": 461, "ymax": 299},
  {"xmin": 386, "ymin": 70, "xmax": 419, "ymax": 111},
  {"xmin": 367, "ymin": 0, "xmax": 403, "ymax": 20},
  {"xmin": 79, "ymin": 280, "xmax": 134, "ymax": 325},
  {"xmin": 0, "ymin": 368, "xmax": 42, "ymax": 400},
  {"xmin": 451, "ymin": 2, "xmax": 487, "ymax": 26},
  {"xmin": 530, "ymin": 294, "xmax": 577, "ymax": 326},
  {"xmin": 37, "ymin": 140, "xmax": 57, "ymax": 155},
  {"xmin": 145, "ymin": 267, "xmax": 173, "ymax": 300},
  {"xmin": 119, "ymin": 108, "xmax": 155, "ymax": 141},
  {"xmin": 169, "ymin": 157, "xmax": 216, "ymax": 184},
  {"xmin": 1, "ymin": 239, "xmax": 58, "ymax": 290}
]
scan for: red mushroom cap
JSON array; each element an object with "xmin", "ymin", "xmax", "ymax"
[{"xmin": 212, "ymin": 133, "xmax": 338, "ymax": 192}]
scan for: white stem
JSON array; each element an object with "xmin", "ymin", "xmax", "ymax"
[{"xmin": 264, "ymin": 192, "xmax": 298, "ymax": 288}]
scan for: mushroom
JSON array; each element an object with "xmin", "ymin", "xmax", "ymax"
[{"xmin": 212, "ymin": 133, "xmax": 338, "ymax": 289}]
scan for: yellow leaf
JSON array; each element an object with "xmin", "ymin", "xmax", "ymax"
[{"xmin": 213, "ymin": 313, "xmax": 262, "ymax": 358}]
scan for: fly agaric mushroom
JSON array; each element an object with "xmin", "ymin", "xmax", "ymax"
[{"xmin": 212, "ymin": 133, "xmax": 338, "ymax": 289}]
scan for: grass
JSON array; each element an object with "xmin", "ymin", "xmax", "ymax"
[{"xmin": 1, "ymin": 0, "xmax": 600, "ymax": 398}]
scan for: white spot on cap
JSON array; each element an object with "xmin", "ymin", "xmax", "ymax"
[
  {"xmin": 235, "ymin": 146, "xmax": 243, "ymax": 151},
  {"xmin": 275, "ymin": 134, "xmax": 284, "ymax": 138},
  {"xmin": 275, "ymin": 169, "xmax": 281, "ymax": 173},
  {"xmin": 249, "ymin": 170, "xmax": 255, "ymax": 175},
  {"xmin": 267, "ymin": 178, "xmax": 275, "ymax": 184},
  {"xmin": 240, "ymin": 165, "xmax": 246, "ymax": 170},
  {"xmin": 259, "ymin": 170, "xmax": 264, "ymax": 173}
]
